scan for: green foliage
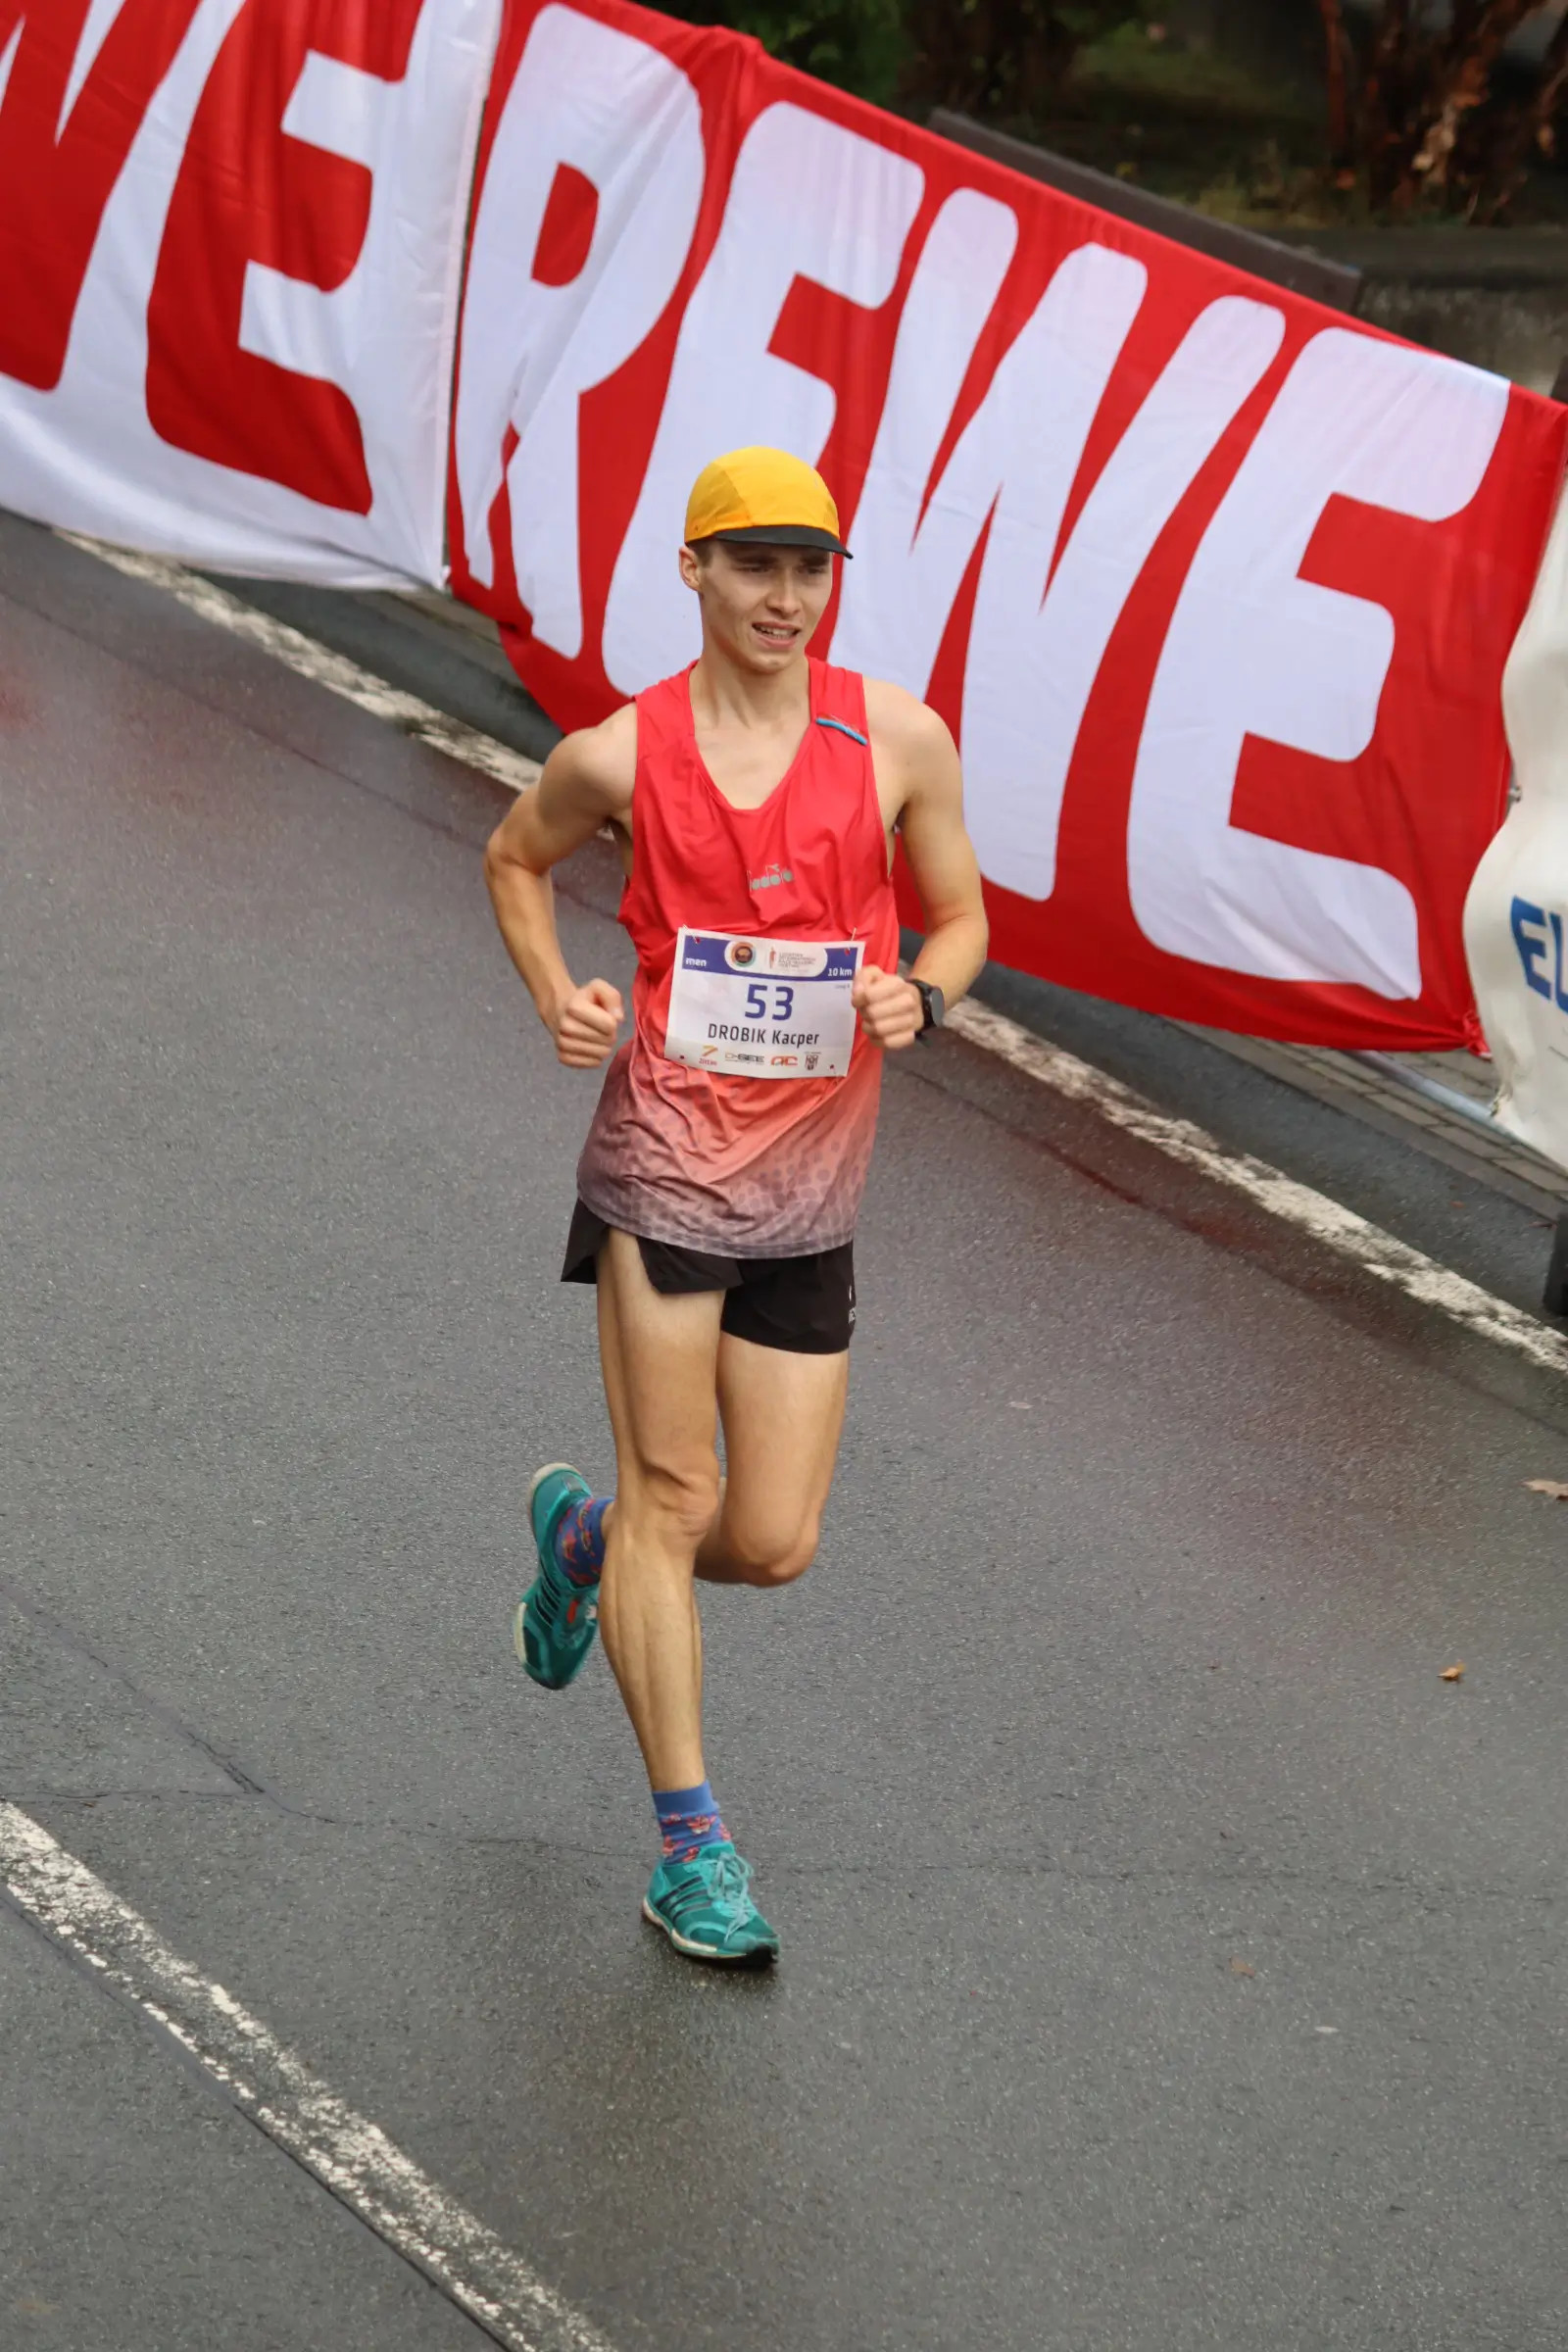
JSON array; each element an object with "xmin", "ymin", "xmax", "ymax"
[
  {"xmin": 900, "ymin": 1, "xmax": 1149, "ymax": 119},
  {"xmin": 658, "ymin": 0, "xmax": 906, "ymax": 104},
  {"xmin": 651, "ymin": 0, "xmax": 1568, "ymax": 226},
  {"xmin": 656, "ymin": 0, "xmax": 1152, "ymax": 113}
]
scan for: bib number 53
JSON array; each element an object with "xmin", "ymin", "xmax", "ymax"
[{"xmin": 744, "ymin": 982, "xmax": 796, "ymax": 1022}]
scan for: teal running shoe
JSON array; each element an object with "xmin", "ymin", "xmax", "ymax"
[
  {"xmin": 642, "ymin": 1842, "xmax": 780, "ymax": 1967},
  {"xmin": 514, "ymin": 1462, "xmax": 599, "ymax": 1690}
]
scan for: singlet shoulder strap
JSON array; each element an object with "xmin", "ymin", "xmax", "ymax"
[
  {"xmin": 808, "ymin": 660, "xmax": 870, "ymax": 750},
  {"xmin": 634, "ymin": 663, "xmax": 698, "ymax": 752}
]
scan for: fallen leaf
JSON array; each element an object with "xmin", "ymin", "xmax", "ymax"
[
  {"xmin": 1441, "ymin": 1663, "xmax": 1466, "ymax": 1682},
  {"xmin": 1229, "ymin": 1957, "xmax": 1255, "ymax": 1977},
  {"xmin": 1525, "ymin": 1479, "xmax": 1568, "ymax": 1499},
  {"xmin": 1115, "ymin": 161, "xmax": 1139, "ymax": 179}
]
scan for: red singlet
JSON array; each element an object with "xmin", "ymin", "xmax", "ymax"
[{"xmin": 576, "ymin": 658, "xmax": 900, "ymax": 1256}]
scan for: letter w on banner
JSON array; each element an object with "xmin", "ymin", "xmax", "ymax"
[
  {"xmin": 0, "ymin": 0, "xmax": 500, "ymax": 585},
  {"xmin": 449, "ymin": 0, "xmax": 1568, "ymax": 1049}
]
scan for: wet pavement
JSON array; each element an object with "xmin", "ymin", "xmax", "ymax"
[{"xmin": 2, "ymin": 512, "xmax": 1565, "ymax": 2352}]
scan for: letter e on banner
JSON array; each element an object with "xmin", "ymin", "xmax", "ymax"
[
  {"xmin": 146, "ymin": 0, "xmax": 425, "ymax": 513},
  {"xmin": 1128, "ymin": 328, "xmax": 1509, "ymax": 998}
]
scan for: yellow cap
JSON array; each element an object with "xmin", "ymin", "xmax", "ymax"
[{"xmin": 684, "ymin": 446, "xmax": 851, "ymax": 557}]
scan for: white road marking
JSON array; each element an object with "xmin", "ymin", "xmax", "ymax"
[
  {"xmin": 946, "ymin": 994, "xmax": 1568, "ymax": 1381},
  {"xmin": 59, "ymin": 534, "xmax": 543, "ymax": 797},
  {"xmin": 61, "ymin": 531, "xmax": 1568, "ymax": 1384},
  {"xmin": 0, "ymin": 1802, "xmax": 614, "ymax": 2352}
]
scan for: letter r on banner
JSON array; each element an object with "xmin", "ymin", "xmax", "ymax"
[
  {"xmin": 1128, "ymin": 329, "xmax": 1509, "ymax": 998},
  {"xmin": 453, "ymin": 2, "xmax": 703, "ymax": 654}
]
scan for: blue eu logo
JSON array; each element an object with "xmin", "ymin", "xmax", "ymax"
[{"xmin": 1511, "ymin": 897, "xmax": 1568, "ymax": 1010}]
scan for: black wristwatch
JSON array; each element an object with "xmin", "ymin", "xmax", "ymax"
[{"xmin": 910, "ymin": 977, "xmax": 946, "ymax": 1038}]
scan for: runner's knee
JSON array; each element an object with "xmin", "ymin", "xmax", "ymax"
[
  {"xmin": 620, "ymin": 1459, "xmax": 720, "ymax": 1552},
  {"xmin": 726, "ymin": 1511, "xmax": 820, "ymax": 1589}
]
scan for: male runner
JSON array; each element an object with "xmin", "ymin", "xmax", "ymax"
[{"xmin": 484, "ymin": 446, "xmax": 988, "ymax": 1966}]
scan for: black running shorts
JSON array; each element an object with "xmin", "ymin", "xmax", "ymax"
[{"xmin": 562, "ymin": 1200, "xmax": 856, "ymax": 1355}]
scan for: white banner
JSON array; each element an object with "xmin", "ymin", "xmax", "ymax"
[
  {"xmin": 1465, "ymin": 483, "xmax": 1568, "ymax": 1174},
  {"xmin": 0, "ymin": 0, "xmax": 498, "ymax": 587}
]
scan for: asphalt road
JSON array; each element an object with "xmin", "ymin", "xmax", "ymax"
[{"xmin": 3, "ymin": 512, "xmax": 1566, "ymax": 2352}]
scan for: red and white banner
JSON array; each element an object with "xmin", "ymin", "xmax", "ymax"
[
  {"xmin": 449, "ymin": 0, "xmax": 1568, "ymax": 1048},
  {"xmin": 1, "ymin": 0, "xmax": 1563, "ymax": 1047},
  {"xmin": 0, "ymin": 0, "xmax": 497, "ymax": 585}
]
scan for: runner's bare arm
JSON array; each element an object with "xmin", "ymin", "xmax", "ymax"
[
  {"xmin": 483, "ymin": 708, "xmax": 637, "ymax": 1069},
  {"xmin": 856, "ymin": 682, "xmax": 989, "ymax": 1052}
]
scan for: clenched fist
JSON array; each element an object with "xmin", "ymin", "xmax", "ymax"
[
  {"xmin": 852, "ymin": 964, "xmax": 922, "ymax": 1052},
  {"xmin": 552, "ymin": 977, "xmax": 624, "ymax": 1068}
]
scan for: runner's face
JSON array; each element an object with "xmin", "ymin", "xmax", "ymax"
[{"xmin": 683, "ymin": 542, "xmax": 835, "ymax": 670}]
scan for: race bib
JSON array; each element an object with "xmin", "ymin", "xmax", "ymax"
[{"xmin": 664, "ymin": 929, "xmax": 863, "ymax": 1079}]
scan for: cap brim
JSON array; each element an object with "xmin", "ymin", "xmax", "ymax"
[{"xmin": 691, "ymin": 522, "xmax": 851, "ymax": 558}]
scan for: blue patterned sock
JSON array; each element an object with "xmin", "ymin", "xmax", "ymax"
[
  {"xmin": 554, "ymin": 1494, "xmax": 609, "ymax": 1589},
  {"xmin": 654, "ymin": 1780, "xmax": 729, "ymax": 1863}
]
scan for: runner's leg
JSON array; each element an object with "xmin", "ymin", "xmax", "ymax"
[
  {"xmin": 594, "ymin": 1231, "xmax": 723, "ymax": 1791},
  {"xmin": 696, "ymin": 1335, "xmax": 849, "ymax": 1587},
  {"xmin": 592, "ymin": 1241, "xmax": 831, "ymax": 1966}
]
